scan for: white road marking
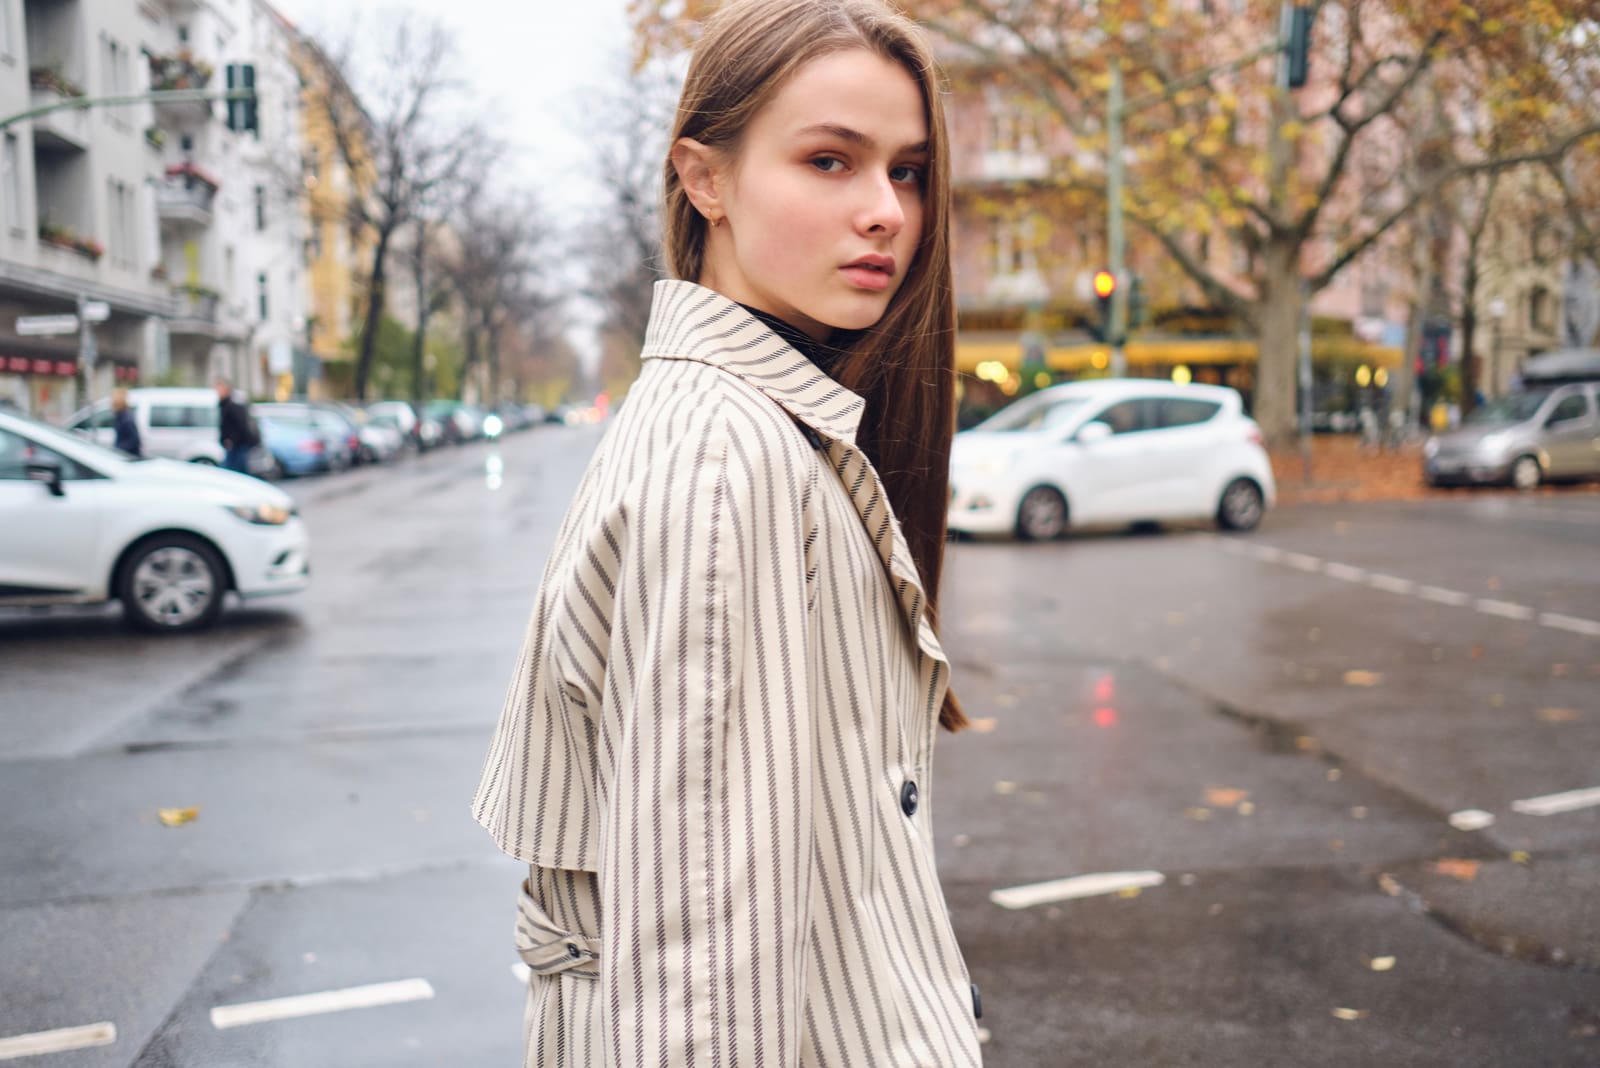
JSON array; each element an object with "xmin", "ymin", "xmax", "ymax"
[
  {"xmin": 1510, "ymin": 785, "xmax": 1600, "ymax": 817},
  {"xmin": 1366, "ymin": 573, "xmax": 1416, "ymax": 595},
  {"xmin": 512, "ymin": 962, "xmax": 532, "ymax": 984},
  {"xmin": 1283, "ymin": 552, "xmax": 1322, "ymax": 572},
  {"xmin": 1540, "ymin": 612, "xmax": 1600, "ymax": 638},
  {"xmin": 1476, "ymin": 598, "xmax": 1535, "ymax": 622},
  {"xmin": 1417, "ymin": 585, "xmax": 1472, "ymax": 607},
  {"xmin": 990, "ymin": 871, "xmax": 1166, "ymax": 910},
  {"xmin": 1448, "ymin": 809, "xmax": 1496, "ymax": 831},
  {"xmin": 1254, "ymin": 545, "xmax": 1284, "ymax": 563},
  {"xmin": 210, "ymin": 978, "xmax": 435, "ymax": 1030},
  {"xmin": 0, "ymin": 1023, "xmax": 116, "ymax": 1060},
  {"xmin": 1323, "ymin": 562, "xmax": 1367, "ymax": 582}
]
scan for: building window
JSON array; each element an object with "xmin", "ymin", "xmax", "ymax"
[
  {"xmin": 2, "ymin": 133, "xmax": 19, "ymax": 233},
  {"xmin": 254, "ymin": 185, "xmax": 266, "ymax": 232},
  {"xmin": 1529, "ymin": 286, "xmax": 1554, "ymax": 333},
  {"xmin": 993, "ymin": 216, "xmax": 1036, "ymax": 277},
  {"xmin": 257, "ymin": 272, "xmax": 269, "ymax": 322},
  {"xmin": 106, "ymin": 178, "xmax": 136, "ymax": 268}
]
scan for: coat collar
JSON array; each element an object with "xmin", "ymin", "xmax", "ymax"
[
  {"xmin": 641, "ymin": 280, "xmax": 947, "ymax": 673},
  {"xmin": 641, "ymin": 280, "xmax": 865, "ymax": 446}
]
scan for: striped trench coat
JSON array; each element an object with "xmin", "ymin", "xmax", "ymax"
[{"xmin": 473, "ymin": 280, "xmax": 983, "ymax": 1067}]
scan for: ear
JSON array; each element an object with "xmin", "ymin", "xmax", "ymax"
[{"xmin": 671, "ymin": 138, "xmax": 725, "ymax": 224}]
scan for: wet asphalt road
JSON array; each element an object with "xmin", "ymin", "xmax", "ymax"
[{"xmin": 1, "ymin": 423, "xmax": 1597, "ymax": 1067}]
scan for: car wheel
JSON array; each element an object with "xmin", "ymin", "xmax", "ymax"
[
  {"xmin": 1015, "ymin": 486, "xmax": 1069, "ymax": 541},
  {"xmin": 118, "ymin": 535, "xmax": 227, "ymax": 633},
  {"xmin": 1217, "ymin": 478, "xmax": 1265, "ymax": 532},
  {"xmin": 1509, "ymin": 454, "xmax": 1541, "ymax": 492}
]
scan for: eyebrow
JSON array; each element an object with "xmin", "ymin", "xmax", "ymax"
[{"xmin": 795, "ymin": 123, "xmax": 929, "ymax": 155}]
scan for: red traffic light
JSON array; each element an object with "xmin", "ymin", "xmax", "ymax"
[{"xmin": 1092, "ymin": 270, "xmax": 1117, "ymax": 298}]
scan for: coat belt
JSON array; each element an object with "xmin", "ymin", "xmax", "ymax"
[{"xmin": 516, "ymin": 878, "xmax": 600, "ymax": 980}]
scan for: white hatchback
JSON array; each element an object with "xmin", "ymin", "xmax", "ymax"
[
  {"xmin": 948, "ymin": 379, "xmax": 1277, "ymax": 540},
  {"xmin": 0, "ymin": 408, "xmax": 310, "ymax": 631}
]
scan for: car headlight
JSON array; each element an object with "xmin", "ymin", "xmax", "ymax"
[
  {"xmin": 228, "ymin": 503, "xmax": 292, "ymax": 525},
  {"xmin": 1422, "ymin": 438, "xmax": 1439, "ymax": 459},
  {"xmin": 483, "ymin": 414, "xmax": 504, "ymax": 437},
  {"xmin": 965, "ymin": 454, "xmax": 1014, "ymax": 477}
]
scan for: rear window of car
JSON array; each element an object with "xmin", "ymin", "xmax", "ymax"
[
  {"xmin": 148, "ymin": 403, "xmax": 218, "ymax": 429},
  {"xmin": 1156, "ymin": 398, "xmax": 1222, "ymax": 429}
]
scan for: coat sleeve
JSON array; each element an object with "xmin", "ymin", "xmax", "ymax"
[{"xmin": 599, "ymin": 414, "xmax": 816, "ymax": 1067}]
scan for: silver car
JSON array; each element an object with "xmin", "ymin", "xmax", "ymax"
[{"xmin": 1424, "ymin": 381, "xmax": 1600, "ymax": 490}]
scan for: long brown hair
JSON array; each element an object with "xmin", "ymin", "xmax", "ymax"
[{"xmin": 663, "ymin": 0, "xmax": 966, "ymax": 731}]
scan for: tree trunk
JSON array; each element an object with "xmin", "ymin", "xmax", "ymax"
[
  {"xmin": 411, "ymin": 269, "xmax": 430, "ymax": 406},
  {"xmin": 1459, "ymin": 259, "xmax": 1479, "ymax": 419},
  {"xmin": 1254, "ymin": 239, "xmax": 1303, "ymax": 448},
  {"xmin": 354, "ymin": 223, "xmax": 396, "ymax": 403}
]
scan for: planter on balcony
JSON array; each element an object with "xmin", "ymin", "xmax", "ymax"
[
  {"xmin": 148, "ymin": 51, "xmax": 214, "ymax": 92},
  {"xmin": 145, "ymin": 126, "xmax": 166, "ymax": 149},
  {"xmin": 29, "ymin": 66, "xmax": 85, "ymax": 98},
  {"xmin": 38, "ymin": 223, "xmax": 104, "ymax": 260},
  {"xmin": 165, "ymin": 161, "xmax": 221, "ymax": 191}
]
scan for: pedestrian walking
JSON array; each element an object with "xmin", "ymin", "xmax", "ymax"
[
  {"xmin": 215, "ymin": 379, "xmax": 256, "ymax": 474},
  {"xmin": 111, "ymin": 388, "xmax": 141, "ymax": 458},
  {"xmin": 471, "ymin": 2, "xmax": 983, "ymax": 1064}
]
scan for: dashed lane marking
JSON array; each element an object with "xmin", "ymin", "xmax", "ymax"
[
  {"xmin": 210, "ymin": 979, "xmax": 435, "ymax": 1030},
  {"xmin": 1228, "ymin": 541, "xmax": 1599, "ymax": 639},
  {"xmin": 991, "ymin": 871, "xmax": 1166, "ymax": 910},
  {"xmin": 0, "ymin": 1023, "xmax": 116, "ymax": 1060},
  {"xmin": 1511, "ymin": 785, "xmax": 1600, "ymax": 817}
]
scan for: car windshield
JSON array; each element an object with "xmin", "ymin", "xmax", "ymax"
[
  {"xmin": 5, "ymin": 410, "xmax": 142, "ymax": 465},
  {"xmin": 973, "ymin": 393, "xmax": 1088, "ymax": 433},
  {"xmin": 1465, "ymin": 390, "xmax": 1552, "ymax": 425}
]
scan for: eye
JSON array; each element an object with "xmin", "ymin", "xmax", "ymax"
[
  {"xmin": 889, "ymin": 163, "xmax": 924, "ymax": 185},
  {"xmin": 810, "ymin": 156, "xmax": 846, "ymax": 174}
]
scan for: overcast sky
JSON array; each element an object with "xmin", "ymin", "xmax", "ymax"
[{"xmin": 270, "ymin": 0, "xmax": 633, "ymax": 217}]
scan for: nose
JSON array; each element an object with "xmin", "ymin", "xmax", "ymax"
[{"xmin": 858, "ymin": 171, "xmax": 906, "ymax": 237}]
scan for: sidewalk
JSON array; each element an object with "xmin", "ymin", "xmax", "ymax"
[{"xmin": 1268, "ymin": 434, "xmax": 1600, "ymax": 507}]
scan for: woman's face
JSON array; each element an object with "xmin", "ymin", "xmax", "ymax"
[{"xmin": 692, "ymin": 49, "xmax": 929, "ymax": 340}]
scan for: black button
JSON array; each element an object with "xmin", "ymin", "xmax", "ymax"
[
  {"xmin": 900, "ymin": 779, "xmax": 919, "ymax": 817},
  {"xmin": 567, "ymin": 943, "xmax": 581, "ymax": 959},
  {"xmin": 971, "ymin": 982, "xmax": 982, "ymax": 1020}
]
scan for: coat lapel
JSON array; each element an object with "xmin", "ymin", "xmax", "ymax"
[{"xmin": 641, "ymin": 280, "xmax": 948, "ymax": 668}]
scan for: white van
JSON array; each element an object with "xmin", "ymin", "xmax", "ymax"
[{"xmin": 68, "ymin": 387, "xmax": 271, "ymax": 476}]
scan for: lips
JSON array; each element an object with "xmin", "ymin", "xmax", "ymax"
[{"xmin": 844, "ymin": 254, "xmax": 896, "ymax": 277}]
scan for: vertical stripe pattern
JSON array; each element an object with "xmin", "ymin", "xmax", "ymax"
[{"xmin": 475, "ymin": 280, "xmax": 981, "ymax": 1067}]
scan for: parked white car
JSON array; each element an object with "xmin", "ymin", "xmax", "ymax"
[
  {"xmin": 67, "ymin": 386, "xmax": 274, "ymax": 477},
  {"xmin": 0, "ymin": 408, "xmax": 310, "ymax": 631},
  {"xmin": 948, "ymin": 379, "xmax": 1277, "ymax": 539}
]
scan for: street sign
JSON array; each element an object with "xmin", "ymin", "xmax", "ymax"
[
  {"xmin": 82, "ymin": 301, "xmax": 110, "ymax": 323},
  {"xmin": 17, "ymin": 314, "xmax": 80, "ymax": 336}
]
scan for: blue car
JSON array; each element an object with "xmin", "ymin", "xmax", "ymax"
[{"xmin": 258, "ymin": 414, "xmax": 333, "ymax": 477}]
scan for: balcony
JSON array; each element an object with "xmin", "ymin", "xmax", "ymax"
[
  {"xmin": 169, "ymin": 285, "xmax": 220, "ymax": 338},
  {"xmin": 157, "ymin": 174, "xmax": 216, "ymax": 228},
  {"xmin": 148, "ymin": 52, "xmax": 215, "ymax": 125},
  {"xmin": 27, "ymin": 68, "xmax": 89, "ymax": 151},
  {"xmin": 979, "ymin": 150, "xmax": 1050, "ymax": 183}
]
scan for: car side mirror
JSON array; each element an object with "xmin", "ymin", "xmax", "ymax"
[
  {"xmin": 1076, "ymin": 421, "xmax": 1113, "ymax": 445},
  {"xmin": 26, "ymin": 459, "xmax": 64, "ymax": 497}
]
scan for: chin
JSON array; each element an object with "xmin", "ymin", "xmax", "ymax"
[{"xmin": 817, "ymin": 294, "xmax": 895, "ymax": 333}]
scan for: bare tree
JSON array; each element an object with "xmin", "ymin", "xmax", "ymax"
[
  {"xmin": 309, "ymin": 12, "xmax": 493, "ymax": 401},
  {"xmin": 450, "ymin": 185, "xmax": 560, "ymax": 403},
  {"xmin": 579, "ymin": 57, "xmax": 678, "ymax": 393}
]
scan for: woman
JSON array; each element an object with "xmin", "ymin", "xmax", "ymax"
[{"xmin": 473, "ymin": 1, "xmax": 980, "ymax": 1063}]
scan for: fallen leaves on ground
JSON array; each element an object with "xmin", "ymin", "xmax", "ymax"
[
  {"xmin": 1204, "ymin": 786, "xmax": 1251, "ymax": 808},
  {"xmin": 1433, "ymin": 858, "xmax": 1481, "ymax": 882},
  {"xmin": 1343, "ymin": 670, "xmax": 1383, "ymax": 687},
  {"xmin": 1369, "ymin": 956, "xmax": 1396, "ymax": 971},
  {"xmin": 1331, "ymin": 1007, "xmax": 1368, "ymax": 1021},
  {"xmin": 158, "ymin": 807, "xmax": 199, "ymax": 827},
  {"xmin": 1537, "ymin": 707, "xmax": 1580, "ymax": 723},
  {"xmin": 968, "ymin": 717, "xmax": 998, "ymax": 733}
]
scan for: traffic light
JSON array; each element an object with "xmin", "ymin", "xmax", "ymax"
[
  {"xmin": 226, "ymin": 63, "xmax": 258, "ymax": 135},
  {"xmin": 1091, "ymin": 269, "xmax": 1117, "ymax": 342},
  {"xmin": 1284, "ymin": 5, "xmax": 1312, "ymax": 89}
]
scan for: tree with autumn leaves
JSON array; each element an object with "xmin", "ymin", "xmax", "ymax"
[{"xmin": 629, "ymin": 0, "xmax": 1600, "ymax": 444}]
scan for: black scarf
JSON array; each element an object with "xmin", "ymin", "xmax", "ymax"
[{"xmin": 738, "ymin": 303, "xmax": 858, "ymax": 381}]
